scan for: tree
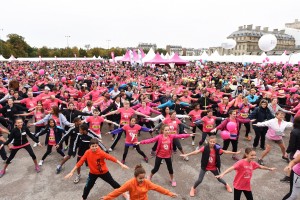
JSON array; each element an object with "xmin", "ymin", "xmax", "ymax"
[
  {"xmin": 156, "ymin": 48, "xmax": 167, "ymax": 55},
  {"xmin": 6, "ymin": 34, "xmax": 31, "ymax": 57},
  {"xmin": 39, "ymin": 46, "xmax": 50, "ymax": 57},
  {"xmin": 79, "ymin": 48, "xmax": 87, "ymax": 57}
]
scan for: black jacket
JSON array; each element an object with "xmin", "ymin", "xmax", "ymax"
[
  {"xmin": 101, "ymin": 101, "xmax": 123, "ymax": 121},
  {"xmin": 197, "ymin": 97, "xmax": 217, "ymax": 110},
  {"xmin": 4, "ymin": 127, "xmax": 38, "ymax": 146},
  {"xmin": 61, "ymin": 109, "xmax": 91, "ymax": 123},
  {"xmin": 0, "ymin": 104, "xmax": 28, "ymax": 121},
  {"xmin": 249, "ymin": 106, "xmax": 274, "ymax": 122},
  {"xmin": 57, "ymin": 126, "xmax": 80, "ymax": 146},
  {"xmin": 201, "ymin": 144, "xmax": 222, "ymax": 171},
  {"xmin": 286, "ymin": 128, "xmax": 300, "ymax": 154},
  {"xmin": 73, "ymin": 130, "xmax": 107, "ymax": 153},
  {"xmin": 35, "ymin": 126, "xmax": 65, "ymax": 145}
]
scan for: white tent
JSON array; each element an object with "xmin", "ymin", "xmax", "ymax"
[
  {"xmin": 8, "ymin": 55, "xmax": 16, "ymax": 61},
  {"xmin": 289, "ymin": 53, "xmax": 300, "ymax": 64},
  {"xmin": 0, "ymin": 55, "xmax": 6, "ymax": 61},
  {"xmin": 142, "ymin": 48, "xmax": 155, "ymax": 63},
  {"xmin": 160, "ymin": 53, "xmax": 165, "ymax": 59},
  {"xmin": 165, "ymin": 53, "xmax": 170, "ymax": 60},
  {"xmin": 209, "ymin": 50, "xmax": 221, "ymax": 62},
  {"xmin": 199, "ymin": 51, "xmax": 209, "ymax": 61},
  {"xmin": 98, "ymin": 56, "xmax": 104, "ymax": 60}
]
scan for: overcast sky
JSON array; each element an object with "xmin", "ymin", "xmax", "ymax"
[{"xmin": 1, "ymin": 0, "xmax": 299, "ymax": 49}]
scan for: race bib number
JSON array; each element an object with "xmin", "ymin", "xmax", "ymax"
[
  {"xmin": 92, "ymin": 125, "xmax": 100, "ymax": 129},
  {"xmin": 206, "ymin": 124, "xmax": 214, "ymax": 129},
  {"xmin": 241, "ymin": 113, "xmax": 249, "ymax": 118},
  {"xmin": 121, "ymin": 121, "xmax": 128, "ymax": 125}
]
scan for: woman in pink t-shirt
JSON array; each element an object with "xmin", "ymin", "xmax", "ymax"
[
  {"xmin": 104, "ymin": 101, "xmax": 149, "ymax": 151},
  {"xmin": 108, "ymin": 117, "xmax": 152, "ymax": 164},
  {"xmin": 188, "ymin": 103, "xmax": 205, "ymax": 146},
  {"xmin": 283, "ymin": 153, "xmax": 300, "ymax": 200},
  {"xmin": 136, "ymin": 124, "xmax": 194, "ymax": 187},
  {"xmin": 216, "ymin": 148, "xmax": 275, "ymax": 200}
]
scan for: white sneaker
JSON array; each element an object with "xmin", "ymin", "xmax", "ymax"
[
  {"xmin": 192, "ymin": 141, "xmax": 195, "ymax": 146},
  {"xmin": 183, "ymin": 156, "xmax": 189, "ymax": 161},
  {"xmin": 33, "ymin": 143, "xmax": 38, "ymax": 148},
  {"xmin": 108, "ymin": 148, "xmax": 113, "ymax": 152},
  {"xmin": 74, "ymin": 174, "xmax": 81, "ymax": 184},
  {"xmin": 38, "ymin": 160, "xmax": 44, "ymax": 166}
]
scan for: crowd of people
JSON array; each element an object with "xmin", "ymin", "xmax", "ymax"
[{"xmin": 0, "ymin": 60, "xmax": 300, "ymax": 200}]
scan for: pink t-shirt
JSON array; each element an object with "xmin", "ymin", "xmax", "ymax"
[
  {"xmin": 85, "ymin": 116, "xmax": 105, "ymax": 135},
  {"xmin": 233, "ymin": 159, "xmax": 260, "ymax": 191},
  {"xmin": 199, "ymin": 147, "xmax": 224, "ymax": 171},
  {"xmin": 163, "ymin": 118, "xmax": 181, "ymax": 134},
  {"xmin": 189, "ymin": 109, "xmax": 202, "ymax": 126},
  {"xmin": 157, "ymin": 136, "xmax": 171, "ymax": 158},
  {"xmin": 123, "ymin": 124, "xmax": 141, "ymax": 144},
  {"xmin": 201, "ymin": 116, "xmax": 217, "ymax": 132},
  {"xmin": 31, "ymin": 111, "xmax": 45, "ymax": 127},
  {"xmin": 48, "ymin": 128, "xmax": 56, "ymax": 146},
  {"xmin": 20, "ymin": 98, "xmax": 37, "ymax": 109},
  {"xmin": 118, "ymin": 108, "xmax": 135, "ymax": 125},
  {"xmin": 293, "ymin": 163, "xmax": 300, "ymax": 175}
]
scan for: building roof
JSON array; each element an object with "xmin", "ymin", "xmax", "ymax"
[{"xmin": 228, "ymin": 29, "xmax": 294, "ymax": 40}]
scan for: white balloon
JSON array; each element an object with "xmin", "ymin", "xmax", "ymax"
[
  {"xmin": 221, "ymin": 39, "xmax": 237, "ymax": 49},
  {"xmin": 258, "ymin": 34, "xmax": 277, "ymax": 52}
]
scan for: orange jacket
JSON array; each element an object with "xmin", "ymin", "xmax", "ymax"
[
  {"xmin": 103, "ymin": 178, "xmax": 175, "ymax": 200},
  {"xmin": 76, "ymin": 148, "xmax": 117, "ymax": 175}
]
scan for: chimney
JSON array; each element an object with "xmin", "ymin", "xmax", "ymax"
[
  {"xmin": 255, "ymin": 26, "xmax": 261, "ymax": 31},
  {"xmin": 280, "ymin": 30, "xmax": 285, "ymax": 34},
  {"xmin": 238, "ymin": 26, "xmax": 243, "ymax": 31},
  {"xmin": 247, "ymin": 25, "xmax": 253, "ymax": 30},
  {"xmin": 263, "ymin": 27, "xmax": 269, "ymax": 32},
  {"xmin": 273, "ymin": 29, "xmax": 278, "ymax": 33}
]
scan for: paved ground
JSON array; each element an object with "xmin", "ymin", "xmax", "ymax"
[{"xmin": 0, "ymin": 123, "xmax": 291, "ymax": 200}]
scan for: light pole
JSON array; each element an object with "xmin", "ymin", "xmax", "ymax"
[
  {"xmin": 0, "ymin": 29, "xmax": 3, "ymax": 56},
  {"xmin": 65, "ymin": 35, "xmax": 70, "ymax": 57},
  {"xmin": 106, "ymin": 39, "xmax": 111, "ymax": 50}
]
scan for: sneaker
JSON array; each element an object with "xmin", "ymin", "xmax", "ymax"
[
  {"xmin": 190, "ymin": 187, "xmax": 196, "ymax": 197},
  {"xmin": 171, "ymin": 180, "xmax": 177, "ymax": 187},
  {"xmin": 232, "ymin": 156, "xmax": 240, "ymax": 161},
  {"xmin": 192, "ymin": 141, "xmax": 195, "ymax": 146},
  {"xmin": 282, "ymin": 156, "xmax": 290, "ymax": 163},
  {"xmin": 252, "ymin": 145, "xmax": 257, "ymax": 150},
  {"xmin": 245, "ymin": 136, "xmax": 252, "ymax": 141},
  {"xmin": 258, "ymin": 159, "xmax": 264, "ymax": 166},
  {"xmin": 183, "ymin": 156, "xmax": 189, "ymax": 161},
  {"xmin": 64, "ymin": 145, "xmax": 69, "ymax": 151},
  {"xmin": 35, "ymin": 165, "xmax": 41, "ymax": 173},
  {"xmin": 38, "ymin": 160, "xmax": 44, "ymax": 166},
  {"xmin": 181, "ymin": 138, "xmax": 185, "ymax": 140},
  {"xmin": 260, "ymin": 147, "xmax": 265, "ymax": 151},
  {"xmin": 161, "ymin": 160, "xmax": 164, "ymax": 164},
  {"xmin": 33, "ymin": 143, "xmax": 38, "ymax": 148},
  {"xmin": 196, "ymin": 146, "xmax": 200, "ymax": 151},
  {"xmin": 144, "ymin": 157, "xmax": 148, "ymax": 163},
  {"xmin": 121, "ymin": 160, "xmax": 125, "ymax": 164},
  {"xmin": 280, "ymin": 176, "xmax": 290, "ymax": 183},
  {"xmin": 150, "ymin": 151, "xmax": 156, "ymax": 157},
  {"xmin": 108, "ymin": 148, "xmax": 113, "ymax": 152},
  {"xmin": 225, "ymin": 184, "xmax": 232, "ymax": 193},
  {"xmin": 0, "ymin": 169, "xmax": 6, "ymax": 178},
  {"xmin": 56, "ymin": 165, "xmax": 62, "ymax": 174},
  {"xmin": 74, "ymin": 174, "xmax": 81, "ymax": 184}
]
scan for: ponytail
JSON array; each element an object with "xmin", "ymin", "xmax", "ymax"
[{"xmin": 134, "ymin": 164, "xmax": 146, "ymax": 177}]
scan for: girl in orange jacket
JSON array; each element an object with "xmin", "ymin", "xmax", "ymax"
[{"xmin": 101, "ymin": 164, "xmax": 178, "ymax": 200}]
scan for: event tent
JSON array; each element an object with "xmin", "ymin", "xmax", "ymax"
[
  {"xmin": 144, "ymin": 52, "xmax": 169, "ymax": 64},
  {"xmin": 168, "ymin": 53, "xmax": 189, "ymax": 64}
]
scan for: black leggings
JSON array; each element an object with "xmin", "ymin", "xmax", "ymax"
[
  {"xmin": 192, "ymin": 124, "xmax": 202, "ymax": 141},
  {"xmin": 239, "ymin": 122, "xmax": 251, "ymax": 137},
  {"xmin": 122, "ymin": 145, "xmax": 146, "ymax": 161},
  {"xmin": 151, "ymin": 156, "xmax": 173, "ymax": 175},
  {"xmin": 6, "ymin": 144, "xmax": 36, "ymax": 164},
  {"xmin": 223, "ymin": 139, "xmax": 238, "ymax": 152},
  {"xmin": 199, "ymin": 132, "xmax": 213, "ymax": 146},
  {"xmin": 35, "ymin": 126, "xmax": 45, "ymax": 141},
  {"xmin": 234, "ymin": 188, "xmax": 253, "ymax": 200},
  {"xmin": 41, "ymin": 145, "xmax": 65, "ymax": 160},
  {"xmin": 253, "ymin": 127, "xmax": 268, "ymax": 149},
  {"xmin": 110, "ymin": 125, "xmax": 124, "ymax": 150},
  {"xmin": 82, "ymin": 172, "xmax": 120, "ymax": 199},
  {"xmin": 0, "ymin": 140, "xmax": 7, "ymax": 160}
]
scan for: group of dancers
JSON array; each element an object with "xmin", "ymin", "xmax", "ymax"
[{"xmin": 0, "ymin": 60, "xmax": 299, "ymax": 200}]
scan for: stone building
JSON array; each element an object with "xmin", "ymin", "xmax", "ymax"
[
  {"xmin": 137, "ymin": 43, "xmax": 157, "ymax": 51},
  {"xmin": 225, "ymin": 25, "xmax": 295, "ymax": 55},
  {"xmin": 166, "ymin": 45, "xmax": 183, "ymax": 55}
]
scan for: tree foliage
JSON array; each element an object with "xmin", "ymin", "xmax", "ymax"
[{"xmin": 0, "ymin": 33, "xmax": 166, "ymax": 59}]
